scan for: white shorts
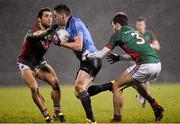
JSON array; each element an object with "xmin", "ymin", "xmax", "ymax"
[
  {"xmin": 127, "ymin": 62, "xmax": 161, "ymax": 83},
  {"xmin": 17, "ymin": 61, "xmax": 47, "ymax": 74}
]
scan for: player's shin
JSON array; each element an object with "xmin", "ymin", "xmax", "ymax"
[
  {"xmin": 78, "ymin": 90, "xmax": 95, "ymax": 122},
  {"xmin": 51, "ymin": 84, "xmax": 66, "ymax": 122},
  {"xmin": 134, "ymin": 84, "xmax": 164, "ymax": 121},
  {"xmin": 51, "ymin": 84, "xmax": 61, "ymax": 114},
  {"xmin": 31, "ymin": 87, "xmax": 47, "ymax": 112},
  {"xmin": 112, "ymin": 83, "xmax": 123, "ymax": 122},
  {"xmin": 135, "ymin": 84, "xmax": 158, "ymax": 107},
  {"xmin": 30, "ymin": 87, "xmax": 51, "ymax": 121}
]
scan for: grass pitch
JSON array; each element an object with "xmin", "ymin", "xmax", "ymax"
[{"xmin": 0, "ymin": 83, "xmax": 180, "ymax": 123}]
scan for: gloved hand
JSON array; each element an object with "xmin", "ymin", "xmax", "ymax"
[
  {"xmin": 82, "ymin": 50, "xmax": 90, "ymax": 61},
  {"xmin": 52, "ymin": 33, "xmax": 61, "ymax": 46},
  {"xmin": 106, "ymin": 52, "xmax": 120, "ymax": 64},
  {"xmin": 47, "ymin": 24, "xmax": 59, "ymax": 34}
]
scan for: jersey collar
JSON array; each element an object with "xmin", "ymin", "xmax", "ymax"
[{"xmin": 66, "ymin": 16, "xmax": 73, "ymax": 29}]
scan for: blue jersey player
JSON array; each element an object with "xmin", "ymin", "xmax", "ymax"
[{"xmin": 54, "ymin": 4, "xmax": 102, "ymax": 123}]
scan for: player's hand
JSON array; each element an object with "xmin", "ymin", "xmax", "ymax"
[
  {"xmin": 82, "ymin": 50, "xmax": 90, "ymax": 61},
  {"xmin": 106, "ymin": 52, "xmax": 120, "ymax": 64},
  {"xmin": 52, "ymin": 33, "xmax": 61, "ymax": 46},
  {"xmin": 48, "ymin": 24, "xmax": 59, "ymax": 34}
]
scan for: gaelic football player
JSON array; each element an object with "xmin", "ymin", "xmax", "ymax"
[
  {"xmin": 107, "ymin": 17, "xmax": 161, "ymax": 108},
  {"xmin": 17, "ymin": 8, "xmax": 65, "ymax": 122},
  {"xmin": 86, "ymin": 12, "xmax": 164, "ymax": 122},
  {"xmin": 135, "ymin": 17, "xmax": 160, "ymax": 107},
  {"xmin": 53, "ymin": 4, "xmax": 102, "ymax": 123}
]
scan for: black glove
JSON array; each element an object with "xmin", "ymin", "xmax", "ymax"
[
  {"xmin": 47, "ymin": 24, "xmax": 59, "ymax": 34},
  {"xmin": 106, "ymin": 52, "xmax": 120, "ymax": 64},
  {"xmin": 52, "ymin": 33, "xmax": 61, "ymax": 46}
]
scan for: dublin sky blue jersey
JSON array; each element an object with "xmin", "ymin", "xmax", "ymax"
[{"xmin": 66, "ymin": 16, "xmax": 97, "ymax": 60}]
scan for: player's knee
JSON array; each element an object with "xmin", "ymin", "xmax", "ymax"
[
  {"xmin": 113, "ymin": 81, "xmax": 122, "ymax": 92},
  {"xmin": 75, "ymin": 83, "xmax": 85, "ymax": 94},
  {"xmin": 75, "ymin": 91, "xmax": 79, "ymax": 99},
  {"xmin": 75, "ymin": 84, "xmax": 81, "ymax": 94},
  {"xmin": 113, "ymin": 81, "xmax": 118, "ymax": 89},
  {"xmin": 49, "ymin": 76, "xmax": 59, "ymax": 84},
  {"xmin": 75, "ymin": 89, "xmax": 88, "ymax": 99}
]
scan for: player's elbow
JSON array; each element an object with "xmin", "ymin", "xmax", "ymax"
[
  {"xmin": 153, "ymin": 45, "xmax": 160, "ymax": 51},
  {"xmin": 156, "ymin": 46, "xmax": 160, "ymax": 51},
  {"xmin": 156, "ymin": 44, "xmax": 160, "ymax": 51}
]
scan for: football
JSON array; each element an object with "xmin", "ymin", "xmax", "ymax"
[{"xmin": 56, "ymin": 29, "xmax": 69, "ymax": 43}]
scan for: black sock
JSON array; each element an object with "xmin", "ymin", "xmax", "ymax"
[
  {"xmin": 88, "ymin": 82, "xmax": 113, "ymax": 97},
  {"xmin": 137, "ymin": 88, "xmax": 154, "ymax": 103},
  {"xmin": 79, "ymin": 91, "xmax": 95, "ymax": 122}
]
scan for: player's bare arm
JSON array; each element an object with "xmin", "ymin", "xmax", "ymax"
[
  {"xmin": 150, "ymin": 40, "xmax": 160, "ymax": 51},
  {"xmin": 60, "ymin": 35, "xmax": 83, "ymax": 51},
  {"xmin": 31, "ymin": 28, "xmax": 50, "ymax": 37}
]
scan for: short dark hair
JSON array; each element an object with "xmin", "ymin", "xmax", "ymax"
[
  {"xmin": 112, "ymin": 12, "xmax": 128, "ymax": 26},
  {"xmin": 137, "ymin": 17, "xmax": 146, "ymax": 22},
  {"xmin": 37, "ymin": 7, "xmax": 53, "ymax": 18},
  {"xmin": 54, "ymin": 4, "xmax": 71, "ymax": 16}
]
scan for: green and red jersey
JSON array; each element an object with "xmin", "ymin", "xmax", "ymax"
[
  {"xmin": 18, "ymin": 23, "xmax": 55, "ymax": 64},
  {"xmin": 106, "ymin": 26, "xmax": 160, "ymax": 64},
  {"xmin": 142, "ymin": 31, "xmax": 157, "ymax": 44}
]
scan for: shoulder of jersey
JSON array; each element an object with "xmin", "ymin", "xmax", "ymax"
[
  {"xmin": 145, "ymin": 30, "xmax": 155, "ymax": 35},
  {"xmin": 71, "ymin": 17, "xmax": 82, "ymax": 23}
]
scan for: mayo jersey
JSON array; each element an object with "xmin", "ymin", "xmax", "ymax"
[{"xmin": 106, "ymin": 26, "xmax": 160, "ymax": 64}]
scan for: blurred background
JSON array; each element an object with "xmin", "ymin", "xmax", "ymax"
[{"xmin": 0, "ymin": 0, "xmax": 180, "ymax": 86}]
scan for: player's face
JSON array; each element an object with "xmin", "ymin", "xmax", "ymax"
[
  {"xmin": 136, "ymin": 21, "xmax": 146, "ymax": 34},
  {"xmin": 54, "ymin": 12, "xmax": 67, "ymax": 26},
  {"xmin": 112, "ymin": 22, "xmax": 121, "ymax": 32},
  {"xmin": 40, "ymin": 11, "xmax": 53, "ymax": 28}
]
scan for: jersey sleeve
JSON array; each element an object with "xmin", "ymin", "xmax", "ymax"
[
  {"xmin": 105, "ymin": 33, "xmax": 122, "ymax": 49},
  {"xmin": 149, "ymin": 31, "xmax": 157, "ymax": 43},
  {"xmin": 25, "ymin": 30, "xmax": 33, "ymax": 38},
  {"xmin": 25, "ymin": 26, "xmax": 40, "ymax": 39}
]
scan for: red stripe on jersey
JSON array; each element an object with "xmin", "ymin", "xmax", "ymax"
[
  {"xmin": 121, "ymin": 44, "xmax": 139, "ymax": 63},
  {"xmin": 18, "ymin": 40, "xmax": 31, "ymax": 63},
  {"xmin": 32, "ymin": 23, "xmax": 41, "ymax": 33},
  {"xmin": 105, "ymin": 44, "xmax": 113, "ymax": 50}
]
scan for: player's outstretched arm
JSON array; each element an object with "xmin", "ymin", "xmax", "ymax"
[
  {"xmin": 87, "ymin": 47, "xmax": 111, "ymax": 60},
  {"xmin": 31, "ymin": 28, "xmax": 50, "ymax": 38},
  {"xmin": 60, "ymin": 35, "xmax": 83, "ymax": 51}
]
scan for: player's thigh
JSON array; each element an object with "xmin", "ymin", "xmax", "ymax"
[
  {"xmin": 37, "ymin": 64, "xmax": 59, "ymax": 84},
  {"xmin": 21, "ymin": 69, "xmax": 38, "ymax": 89},
  {"xmin": 115, "ymin": 70, "xmax": 140, "ymax": 90},
  {"xmin": 144, "ymin": 81, "xmax": 150, "ymax": 90},
  {"xmin": 75, "ymin": 70, "xmax": 94, "ymax": 91}
]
